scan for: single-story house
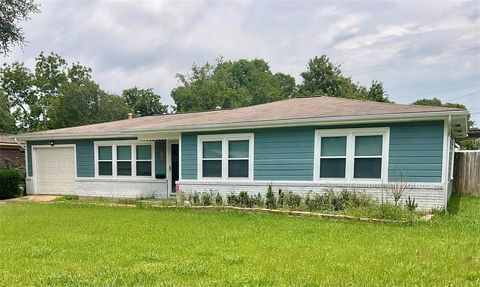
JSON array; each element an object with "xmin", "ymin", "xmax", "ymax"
[
  {"xmin": 0, "ymin": 133, "xmax": 24, "ymax": 171},
  {"xmin": 14, "ymin": 96, "xmax": 468, "ymax": 210}
]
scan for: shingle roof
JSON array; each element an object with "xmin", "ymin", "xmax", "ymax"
[{"xmin": 16, "ymin": 96, "xmax": 468, "ymax": 139}]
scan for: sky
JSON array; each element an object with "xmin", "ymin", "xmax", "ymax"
[{"xmin": 2, "ymin": 0, "xmax": 480, "ymax": 123}]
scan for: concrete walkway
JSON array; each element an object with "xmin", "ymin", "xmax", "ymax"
[{"xmin": 1, "ymin": 195, "xmax": 59, "ymax": 204}]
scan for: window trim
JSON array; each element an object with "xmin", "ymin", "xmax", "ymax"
[
  {"xmin": 94, "ymin": 140, "xmax": 155, "ymax": 179},
  {"xmin": 314, "ymin": 127, "xmax": 390, "ymax": 183},
  {"xmin": 197, "ymin": 133, "xmax": 254, "ymax": 181}
]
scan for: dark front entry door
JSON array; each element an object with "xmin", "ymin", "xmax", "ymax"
[{"xmin": 171, "ymin": 144, "xmax": 179, "ymax": 193}]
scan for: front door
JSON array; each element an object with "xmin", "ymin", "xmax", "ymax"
[{"xmin": 170, "ymin": 143, "xmax": 179, "ymax": 193}]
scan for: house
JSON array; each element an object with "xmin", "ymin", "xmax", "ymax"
[
  {"xmin": 0, "ymin": 133, "xmax": 24, "ymax": 171},
  {"xmin": 14, "ymin": 96, "xmax": 469, "ymax": 210}
]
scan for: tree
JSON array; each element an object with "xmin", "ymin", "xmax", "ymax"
[
  {"xmin": 0, "ymin": 52, "xmax": 92, "ymax": 131},
  {"xmin": 122, "ymin": 87, "xmax": 167, "ymax": 117},
  {"xmin": 0, "ymin": 0, "xmax": 40, "ymax": 54},
  {"xmin": 0, "ymin": 91, "xmax": 16, "ymax": 133},
  {"xmin": 296, "ymin": 55, "xmax": 389, "ymax": 102},
  {"xmin": 412, "ymin": 97, "xmax": 474, "ymax": 128},
  {"xmin": 48, "ymin": 80, "xmax": 131, "ymax": 129},
  {"xmin": 171, "ymin": 58, "xmax": 296, "ymax": 112}
]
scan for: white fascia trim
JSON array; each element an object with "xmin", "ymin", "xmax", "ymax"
[
  {"xmin": 125, "ymin": 111, "xmax": 466, "ymax": 134},
  {"xmin": 15, "ymin": 133, "xmax": 134, "ymax": 141}
]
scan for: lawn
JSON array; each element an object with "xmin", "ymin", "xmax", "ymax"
[{"xmin": 0, "ymin": 194, "xmax": 479, "ymax": 286}]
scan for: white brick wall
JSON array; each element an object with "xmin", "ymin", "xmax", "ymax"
[
  {"xmin": 75, "ymin": 178, "xmax": 168, "ymax": 198},
  {"xmin": 178, "ymin": 180, "xmax": 446, "ymax": 211}
]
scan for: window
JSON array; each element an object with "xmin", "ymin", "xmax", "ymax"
[
  {"xmin": 95, "ymin": 141, "xmax": 153, "ymax": 177},
  {"xmin": 198, "ymin": 134, "xmax": 253, "ymax": 180},
  {"xmin": 315, "ymin": 128, "xmax": 389, "ymax": 182}
]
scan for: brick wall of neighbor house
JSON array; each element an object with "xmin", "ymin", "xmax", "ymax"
[{"xmin": 0, "ymin": 147, "xmax": 24, "ymax": 171}]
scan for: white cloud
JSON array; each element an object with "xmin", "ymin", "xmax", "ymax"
[{"xmin": 2, "ymin": 0, "xmax": 479, "ymax": 122}]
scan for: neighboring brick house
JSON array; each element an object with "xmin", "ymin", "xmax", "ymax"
[{"xmin": 0, "ymin": 133, "xmax": 24, "ymax": 171}]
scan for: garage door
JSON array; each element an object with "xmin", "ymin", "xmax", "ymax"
[{"xmin": 35, "ymin": 147, "xmax": 75, "ymax": 195}]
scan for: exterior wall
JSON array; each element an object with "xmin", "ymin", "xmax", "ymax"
[
  {"xmin": 0, "ymin": 146, "xmax": 24, "ymax": 171},
  {"xmin": 181, "ymin": 121, "xmax": 445, "ymax": 183},
  {"xmin": 75, "ymin": 178, "xmax": 167, "ymax": 198},
  {"xmin": 177, "ymin": 181, "xmax": 444, "ymax": 211},
  {"xmin": 25, "ymin": 138, "xmax": 168, "ymax": 198}
]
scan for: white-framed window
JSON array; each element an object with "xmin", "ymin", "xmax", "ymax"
[
  {"xmin": 95, "ymin": 141, "xmax": 154, "ymax": 178},
  {"xmin": 197, "ymin": 134, "xmax": 254, "ymax": 180},
  {"xmin": 314, "ymin": 128, "xmax": 389, "ymax": 182}
]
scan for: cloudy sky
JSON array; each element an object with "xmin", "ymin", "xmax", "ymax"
[{"xmin": 3, "ymin": 0, "xmax": 480, "ymax": 123}]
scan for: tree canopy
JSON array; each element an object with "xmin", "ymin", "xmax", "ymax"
[
  {"xmin": 0, "ymin": 0, "xmax": 40, "ymax": 55},
  {"xmin": 296, "ymin": 55, "xmax": 389, "ymax": 102},
  {"xmin": 122, "ymin": 87, "xmax": 168, "ymax": 117},
  {"xmin": 171, "ymin": 58, "xmax": 296, "ymax": 112},
  {"xmin": 412, "ymin": 97, "xmax": 474, "ymax": 128}
]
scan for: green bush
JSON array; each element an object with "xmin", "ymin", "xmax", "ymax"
[
  {"xmin": 265, "ymin": 185, "xmax": 276, "ymax": 209},
  {"xmin": 192, "ymin": 192, "xmax": 200, "ymax": 205},
  {"xmin": 201, "ymin": 193, "xmax": 212, "ymax": 206},
  {"xmin": 253, "ymin": 193, "xmax": 264, "ymax": 207},
  {"xmin": 0, "ymin": 168, "xmax": 22, "ymax": 199},
  {"xmin": 237, "ymin": 191, "xmax": 253, "ymax": 208},
  {"xmin": 277, "ymin": 189, "xmax": 284, "ymax": 207},
  {"xmin": 283, "ymin": 192, "xmax": 302, "ymax": 209},
  {"xmin": 227, "ymin": 193, "xmax": 238, "ymax": 206},
  {"xmin": 215, "ymin": 193, "xmax": 223, "ymax": 205}
]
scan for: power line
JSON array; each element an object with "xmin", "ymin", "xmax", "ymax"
[
  {"xmin": 448, "ymin": 89, "xmax": 480, "ymax": 101},
  {"xmin": 400, "ymin": 84, "xmax": 480, "ymax": 100},
  {"xmin": 344, "ymin": 46, "xmax": 480, "ymax": 75}
]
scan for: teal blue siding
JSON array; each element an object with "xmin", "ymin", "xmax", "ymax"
[
  {"xmin": 181, "ymin": 134, "xmax": 198, "ymax": 179},
  {"xmin": 155, "ymin": 140, "xmax": 166, "ymax": 178},
  {"xmin": 254, "ymin": 127, "xmax": 314, "ymax": 180},
  {"xmin": 389, "ymin": 121, "xmax": 444, "ymax": 182},
  {"xmin": 180, "ymin": 120, "xmax": 445, "ymax": 183},
  {"xmin": 26, "ymin": 138, "xmax": 138, "ymax": 178}
]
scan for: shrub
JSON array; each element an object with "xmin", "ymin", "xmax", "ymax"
[
  {"xmin": 253, "ymin": 193, "xmax": 264, "ymax": 207},
  {"xmin": 284, "ymin": 192, "xmax": 302, "ymax": 209},
  {"xmin": 176, "ymin": 192, "xmax": 187, "ymax": 205},
  {"xmin": 201, "ymin": 193, "xmax": 212, "ymax": 206},
  {"xmin": 215, "ymin": 193, "xmax": 223, "ymax": 205},
  {"xmin": 192, "ymin": 192, "xmax": 200, "ymax": 205},
  {"xmin": 405, "ymin": 196, "xmax": 418, "ymax": 211},
  {"xmin": 237, "ymin": 191, "xmax": 253, "ymax": 207},
  {"xmin": 265, "ymin": 185, "xmax": 276, "ymax": 209},
  {"xmin": 0, "ymin": 168, "xmax": 22, "ymax": 199},
  {"xmin": 277, "ymin": 189, "xmax": 285, "ymax": 207},
  {"xmin": 227, "ymin": 193, "xmax": 238, "ymax": 206}
]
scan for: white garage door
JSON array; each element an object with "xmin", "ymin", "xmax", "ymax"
[{"xmin": 35, "ymin": 147, "xmax": 75, "ymax": 195}]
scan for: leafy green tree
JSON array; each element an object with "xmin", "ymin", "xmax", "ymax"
[
  {"xmin": 412, "ymin": 97, "xmax": 474, "ymax": 128},
  {"xmin": 48, "ymin": 80, "xmax": 131, "ymax": 129},
  {"xmin": 171, "ymin": 58, "xmax": 296, "ymax": 112},
  {"xmin": 0, "ymin": 91, "xmax": 16, "ymax": 133},
  {"xmin": 0, "ymin": 0, "xmax": 40, "ymax": 54},
  {"xmin": 0, "ymin": 52, "xmax": 92, "ymax": 131},
  {"xmin": 122, "ymin": 87, "xmax": 167, "ymax": 116},
  {"xmin": 296, "ymin": 55, "xmax": 389, "ymax": 102}
]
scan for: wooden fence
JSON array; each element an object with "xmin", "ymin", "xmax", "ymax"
[{"xmin": 454, "ymin": 151, "xmax": 480, "ymax": 195}]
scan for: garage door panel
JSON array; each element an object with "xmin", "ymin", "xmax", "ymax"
[{"xmin": 35, "ymin": 147, "xmax": 75, "ymax": 195}]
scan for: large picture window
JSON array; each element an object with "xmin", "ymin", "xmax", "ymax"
[
  {"xmin": 315, "ymin": 128, "xmax": 389, "ymax": 182},
  {"xmin": 95, "ymin": 141, "xmax": 154, "ymax": 178},
  {"xmin": 198, "ymin": 134, "xmax": 253, "ymax": 180}
]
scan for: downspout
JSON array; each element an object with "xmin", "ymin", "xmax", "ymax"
[{"xmin": 444, "ymin": 115, "xmax": 451, "ymax": 210}]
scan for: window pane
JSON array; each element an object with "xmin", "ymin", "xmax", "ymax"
[
  {"xmin": 228, "ymin": 160, "xmax": 248, "ymax": 177},
  {"xmin": 355, "ymin": 135, "xmax": 382, "ymax": 156},
  {"xmin": 98, "ymin": 146, "xmax": 112, "ymax": 160},
  {"xmin": 229, "ymin": 140, "xmax": 249, "ymax": 158},
  {"xmin": 202, "ymin": 160, "xmax": 222, "ymax": 177},
  {"xmin": 117, "ymin": 161, "xmax": 132, "ymax": 176},
  {"xmin": 203, "ymin": 141, "xmax": 222, "ymax": 158},
  {"xmin": 354, "ymin": 158, "xmax": 382, "ymax": 179},
  {"xmin": 321, "ymin": 137, "xmax": 346, "ymax": 156},
  {"xmin": 99, "ymin": 161, "xmax": 112, "ymax": 176},
  {"xmin": 320, "ymin": 158, "xmax": 346, "ymax": 178},
  {"xmin": 136, "ymin": 145, "xmax": 152, "ymax": 160},
  {"xmin": 117, "ymin": 146, "xmax": 131, "ymax": 160},
  {"xmin": 136, "ymin": 161, "xmax": 152, "ymax": 176}
]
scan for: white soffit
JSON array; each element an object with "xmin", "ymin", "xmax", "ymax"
[{"xmin": 137, "ymin": 132, "xmax": 181, "ymax": 141}]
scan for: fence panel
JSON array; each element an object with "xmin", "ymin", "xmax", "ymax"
[{"xmin": 454, "ymin": 151, "xmax": 480, "ymax": 195}]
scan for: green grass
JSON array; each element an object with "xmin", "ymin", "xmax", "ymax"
[{"xmin": 0, "ymin": 193, "xmax": 479, "ymax": 286}]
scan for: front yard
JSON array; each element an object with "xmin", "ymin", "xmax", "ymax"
[{"xmin": 0, "ymin": 194, "xmax": 479, "ymax": 286}]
